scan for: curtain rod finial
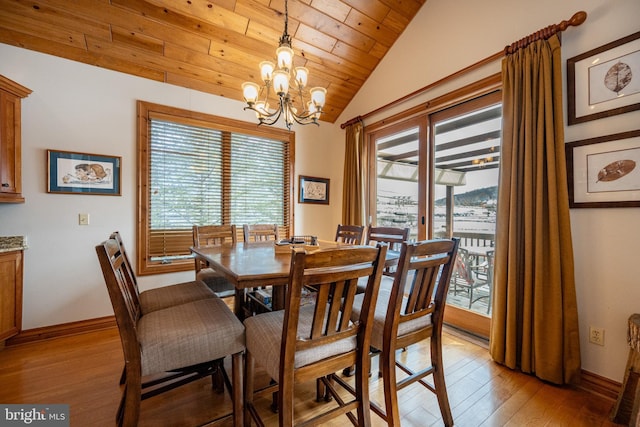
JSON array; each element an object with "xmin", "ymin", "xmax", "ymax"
[
  {"xmin": 560, "ymin": 11, "xmax": 587, "ymax": 31},
  {"xmin": 571, "ymin": 11, "xmax": 587, "ymax": 26}
]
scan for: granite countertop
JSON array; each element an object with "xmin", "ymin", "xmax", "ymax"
[{"xmin": 0, "ymin": 236, "xmax": 27, "ymax": 253}]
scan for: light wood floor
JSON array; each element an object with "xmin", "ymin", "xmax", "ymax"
[{"xmin": 0, "ymin": 327, "xmax": 619, "ymax": 427}]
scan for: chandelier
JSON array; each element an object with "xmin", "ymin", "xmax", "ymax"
[{"xmin": 241, "ymin": 0, "xmax": 327, "ymax": 130}]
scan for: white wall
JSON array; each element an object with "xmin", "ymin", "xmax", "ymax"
[
  {"xmin": 0, "ymin": 44, "xmax": 344, "ymax": 330},
  {"xmin": 338, "ymin": 0, "xmax": 640, "ymax": 383},
  {"xmin": 1, "ymin": 0, "xmax": 638, "ymax": 384}
]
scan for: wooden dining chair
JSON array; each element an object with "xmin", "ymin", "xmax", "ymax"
[
  {"xmin": 242, "ymin": 224, "xmax": 280, "ymax": 316},
  {"xmin": 366, "ymin": 225, "xmax": 410, "ymax": 278},
  {"xmin": 110, "ymin": 231, "xmax": 215, "ymax": 314},
  {"xmin": 243, "ymin": 244, "xmax": 388, "ymax": 426},
  {"xmin": 96, "ymin": 237, "xmax": 245, "ymax": 427},
  {"xmin": 351, "ymin": 238, "xmax": 460, "ymax": 427},
  {"xmin": 335, "ymin": 224, "xmax": 365, "ymax": 245},
  {"xmin": 192, "ymin": 224, "xmax": 237, "ymax": 299},
  {"xmin": 243, "ymin": 223, "xmax": 279, "ymax": 242}
]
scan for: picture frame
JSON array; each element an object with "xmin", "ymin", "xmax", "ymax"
[
  {"xmin": 565, "ymin": 130, "xmax": 640, "ymax": 208},
  {"xmin": 567, "ymin": 31, "xmax": 640, "ymax": 125},
  {"xmin": 298, "ymin": 175, "xmax": 329, "ymax": 204},
  {"xmin": 47, "ymin": 149, "xmax": 121, "ymax": 195}
]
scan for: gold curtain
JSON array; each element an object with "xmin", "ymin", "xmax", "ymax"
[
  {"xmin": 489, "ymin": 35, "xmax": 581, "ymax": 385},
  {"xmin": 342, "ymin": 121, "xmax": 366, "ymax": 226}
]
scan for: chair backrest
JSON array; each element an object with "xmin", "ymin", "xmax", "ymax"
[
  {"xmin": 95, "ymin": 238, "xmax": 142, "ymax": 370},
  {"xmin": 281, "ymin": 244, "xmax": 388, "ymax": 383},
  {"xmin": 193, "ymin": 224, "xmax": 237, "ymax": 247},
  {"xmin": 110, "ymin": 231, "xmax": 140, "ymax": 296},
  {"xmin": 192, "ymin": 225, "xmax": 237, "ymax": 273},
  {"xmin": 334, "ymin": 224, "xmax": 365, "ymax": 245},
  {"xmin": 243, "ymin": 223, "xmax": 279, "ymax": 243},
  {"xmin": 366, "ymin": 226, "xmax": 410, "ymax": 252},
  {"xmin": 386, "ymin": 238, "xmax": 459, "ymax": 347}
]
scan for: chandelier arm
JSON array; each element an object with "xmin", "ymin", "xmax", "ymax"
[{"xmin": 241, "ymin": 0, "xmax": 326, "ymax": 128}]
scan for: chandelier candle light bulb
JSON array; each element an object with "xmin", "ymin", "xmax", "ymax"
[{"xmin": 241, "ymin": 0, "xmax": 327, "ymax": 129}]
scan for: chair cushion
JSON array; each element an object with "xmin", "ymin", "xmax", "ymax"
[
  {"xmin": 139, "ymin": 280, "xmax": 216, "ymax": 315},
  {"xmin": 356, "ymin": 274, "xmax": 394, "ymax": 294},
  {"xmin": 197, "ymin": 268, "xmax": 236, "ymax": 297},
  {"xmin": 138, "ymin": 298, "xmax": 245, "ymax": 376},
  {"xmin": 352, "ymin": 285, "xmax": 431, "ymax": 351},
  {"xmin": 244, "ymin": 305, "xmax": 357, "ymax": 381}
]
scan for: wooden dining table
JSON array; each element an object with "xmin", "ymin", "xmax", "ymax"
[{"xmin": 191, "ymin": 240, "xmax": 399, "ymax": 318}]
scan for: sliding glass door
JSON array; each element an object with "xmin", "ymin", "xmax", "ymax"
[{"xmin": 368, "ymin": 91, "xmax": 501, "ymax": 338}]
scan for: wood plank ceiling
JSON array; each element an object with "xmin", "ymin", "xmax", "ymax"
[{"xmin": 0, "ymin": 0, "xmax": 426, "ymax": 124}]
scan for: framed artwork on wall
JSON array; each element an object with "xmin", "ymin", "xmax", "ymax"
[
  {"xmin": 567, "ymin": 31, "xmax": 640, "ymax": 125},
  {"xmin": 299, "ymin": 175, "xmax": 329, "ymax": 204},
  {"xmin": 47, "ymin": 149, "xmax": 121, "ymax": 195},
  {"xmin": 566, "ymin": 130, "xmax": 640, "ymax": 208}
]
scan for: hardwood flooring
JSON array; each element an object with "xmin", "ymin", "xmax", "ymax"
[{"xmin": 0, "ymin": 327, "xmax": 620, "ymax": 426}]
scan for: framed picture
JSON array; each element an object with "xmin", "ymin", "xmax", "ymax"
[
  {"xmin": 567, "ymin": 31, "xmax": 640, "ymax": 125},
  {"xmin": 565, "ymin": 130, "xmax": 640, "ymax": 208},
  {"xmin": 299, "ymin": 175, "xmax": 329, "ymax": 204},
  {"xmin": 47, "ymin": 150, "xmax": 121, "ymax": 195}
]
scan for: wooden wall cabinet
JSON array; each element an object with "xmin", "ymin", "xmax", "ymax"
[
  {"xmin": 0, "ymin": 75, "xmax": 31, "ymax": 203},
  {"xmin": 0, "ymin": 250, "xmax": 23, "ymax": 343}
]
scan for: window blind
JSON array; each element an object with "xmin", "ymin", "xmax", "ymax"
[{"xmin": 148, "ymin": 118, "xmax": 289, "ymax": 262}]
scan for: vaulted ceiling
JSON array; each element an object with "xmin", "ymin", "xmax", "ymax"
[{"xmin": 0, "ymin": 0, "xmax": 427, "ymax": 124}]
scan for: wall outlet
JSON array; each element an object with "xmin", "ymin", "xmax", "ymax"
[
  {"xmin": 78, "ymin": 213, "xmax": 90, "ymax": 225},
  {"xmin": 589, "ymin": 326, "xmax": 605, "ymax": 346}
]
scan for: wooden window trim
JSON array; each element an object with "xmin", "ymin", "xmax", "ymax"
[{"xmin": 136, "ymin": 100, "xmax": 295, "ymax": 276}]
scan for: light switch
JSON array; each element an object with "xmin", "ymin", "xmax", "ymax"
[{"xmin": 79, "ymin": 213, "xmax": 90, "ymax": 225}]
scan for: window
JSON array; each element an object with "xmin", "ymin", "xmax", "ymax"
[
  {"xmin": 367, "ymin": 82, "xmax": 501, "ymax": 337},
  {"xmin": 137, "ymin": 101, "xmax": 294, "ymax": 275}
]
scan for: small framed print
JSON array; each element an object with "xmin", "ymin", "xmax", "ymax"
[
  {"xmin": 567, "ymin": 31, "xmax": 640, "ymax": 125},
  {"xmin": 299, "ymin": 175, "xmax": 329, "ymax": 205},
  {"xmin": 566, "ymin": 130, "xmax": 640, "ymax": 208},
  {"xmin": 47, "ymin": 150, "xmax": 121, "ymax": 195}
]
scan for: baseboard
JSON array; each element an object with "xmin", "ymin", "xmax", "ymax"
[
  {"xmin": 578, "ymin": 369, "xmax": 620, "ymax": 401},
  {"xmin": 443, "ymin": 326, "xmax": 620, "ymax": 401},
  {"xmin": 5, "ymin": 316, "xmax": 116, "ymax": 347}
]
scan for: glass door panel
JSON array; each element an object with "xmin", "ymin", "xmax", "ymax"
[
  {"xmin": 430, "ymin": 92, "xmax": 501, "ymax": 323},
  {"xmin": 373, "ymin": 124, "xmax": 422, "ymax": 241}
]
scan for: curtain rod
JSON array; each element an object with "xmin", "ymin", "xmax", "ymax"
[{"xmin": 340, "ymin": 11, "xmax": 587, "ymax": 129}]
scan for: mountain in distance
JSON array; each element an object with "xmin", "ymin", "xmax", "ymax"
[{"xmin": 434, "ymin": 186, "xmax": 497, "ymax": 207}]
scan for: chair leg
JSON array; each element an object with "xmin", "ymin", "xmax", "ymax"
[
  {"xmin": 231, "ymin": 352, "xmax": 243, "ymax": 427},
  {"xmin": 243, "ymin": 352, "xmax": 255, "ymax": 427},
  {"xmin": 120, "ymin": 368, "xmax": 142, "ymax": 427},
  {"xmin": 278, "ymin": 371, "xmax": 294, "ymax": 426},
  {"xmin": 380, "ymin": 345, "xmax": 401, "ymax": 427},
  {"xmin": 431, "ymin": 333, "xmax": 453, "ymax": 426},
  {"xmin": 356, "ymin": 351, "xmax": 373, "ymax": 427}
]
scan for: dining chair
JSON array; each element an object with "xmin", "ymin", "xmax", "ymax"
[
  {"xmin": 335, "ymin": 224, "xmax": 365, "ymax": 245},
  {"xmin": 96, "ymin": 237, "xmax": 245, "ymax": 427},
  {"xmin": 243, "ymin": 223, "xmax": 279, "ymax": 242},
  {"xmin": 450, "ymin": 247, "xmax": 493, "ymax": 313},
  {"xmin": 243, "ymin": 244, "xmax": 388, "ymax": 426},
  {"xmin": 242, "ymin": 223, "xmax": 280, "ymax": 316},
  {"xmin": 366, "ymin": 225, "xmax": 410, "ymax": 277},
  {"xmin": 351, "ymin": 238, "xmax": 460, "ymax": 427},
  {"xmin": 110, "ymin": 231, "xmax": 215, "ymax": 315},
  {"xmin": 192, "ymin": 224, "xmax": 237, "ymax": 299}
]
